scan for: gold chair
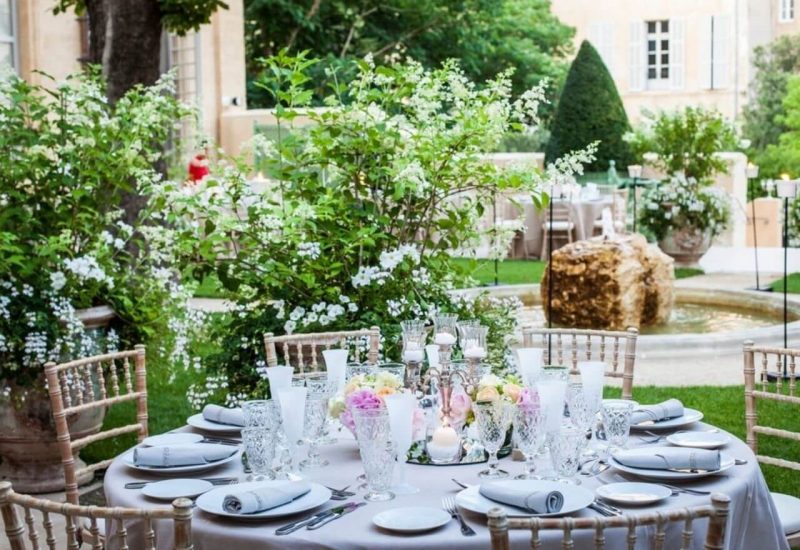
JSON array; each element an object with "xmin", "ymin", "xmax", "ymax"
[
  {"xmin": 743, "ymin": 341, "xmax": 800, "ymax": 547},
  {"xmin": 487, "ymin": 494, "xmax": 730, "ymax": 549},
  {"xmin": 264, "ymin": 327, "xmax": 381, "ymax": 374},
  {"xmin": 520, "ymin": 327, "xmax": 638, "ymax": 400},
  {"xmin": 540, "ymin": 200, "xmax": 575, "ymax": 258},
  {"xmin": 0, "ymin": 481, "xmax": 193, "ymax": 550}
]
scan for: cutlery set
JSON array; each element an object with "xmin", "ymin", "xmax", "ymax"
[{"xmin": 275, "ymin": 502, "xmax": 366, "ymax": 535}]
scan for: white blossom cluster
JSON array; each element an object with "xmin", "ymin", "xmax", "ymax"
[
  {"xmin": 352, "ymin": 245, "xmax": 420, "ymax": 288},
  {"xmin": 63, "ymin": 255, "xmax": 114, "ymax": 288},
  {"xmin": 297, "ymin": 242, "xmax": 321, "ymax": 259}
]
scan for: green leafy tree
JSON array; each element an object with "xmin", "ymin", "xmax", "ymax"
[
  {"xmin": 743, "ymin": 34, "xmax": 800, "ymax": 159},
  {"xmin": 245, "ymin": 0, "xmax": 574, "ymax": 109},
  {"xmin": 545, "ymin": 40, "xmax": 632, "ymax": 171}
]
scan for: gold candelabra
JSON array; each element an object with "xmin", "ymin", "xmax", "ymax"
[{"xmin": 418, "ymin": 343, "xmax": 481, "ymax": 424}]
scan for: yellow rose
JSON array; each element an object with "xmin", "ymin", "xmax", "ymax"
[
  {"xmin": 375, "ymin": 386, "xmax": 396, "ymax": 398},
  {"xmin": 475, "ymin": 386, "xmax": 500, "ymax": 402},
  {"xmin": 343, "ymin": 380, "xmax": 360, "ymax": 396},
  {"xmin": 503, "ymin": 383, "xmax": 522, "ymax": 403}
]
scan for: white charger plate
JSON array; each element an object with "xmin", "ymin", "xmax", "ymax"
[
  {"xmin": 595, "ymin": 482, "xmax": 672, "ymax": 506},
  {"xmin": 142, "ymin": 433, "xmax": 203, "ymax": 447},
  {"xmin": 455, "ymin": 480, "xmax": 594, "ymax": 517},
  {"xmin": 122, "ymin": 448, "xmax": 239, "ymax": 475},
  {"xmin": 186, "ymin": 413, "xmax": 243, "ymax": 434},
  {"xmin": 666, "ymin": 431, "xmax": 730, "ymax": 450},
  {"xmin": 195, "ymin": 481, "xmax": 331, "ymax": 520},
  {"xmin": 609, "ymin": 452, "xmax": 734, "ymax": 481},
  {"xmin": 373, "ymin": 507, "xmax": 451, "ymax": 533},
  {"xmin": 629, "ymin": 408, "xmax": 704, "ymax": 431},
  {"xmin": 142, "ymin": 479, "xmax": 213, "ymax": 501}
]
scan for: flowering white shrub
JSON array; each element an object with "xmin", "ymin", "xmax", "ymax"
[{"xmin": 160, "ymin": 53, "xmax": 593, "ymax": 404}]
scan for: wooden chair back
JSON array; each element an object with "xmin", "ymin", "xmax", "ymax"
[
  {"xmin": 743, "ymin": 341, "xmax": 800, "ymax": 471},
  {"xmin": 520, "ymin": 327, "xmax": 638, "ymax": 400},
  {"xmin": 488, "ymin": 493, "xmax": 730, "ymax": 550},
  {"xmin": 44, "ymin": 346, "xmax": 148, "ymax": 505},
  {"xmin": 0, "ymin": 481, "xmax": 192, "ymax": 550},
  {"xmin": 544, "ymin": 200, "xmax": 573, "ymax": 225},
  {"xmin": 264, "ymin": 327, "xmax": 381, "ymax": 374}
]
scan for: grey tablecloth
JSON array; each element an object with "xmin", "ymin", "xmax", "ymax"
[
  {"xmin": 104, "ymin": 422, "xmax": 788, "ymax": 550},
  {"xmin": 513, "ymin": 197, "xmax": 612, "ymax": 259}
]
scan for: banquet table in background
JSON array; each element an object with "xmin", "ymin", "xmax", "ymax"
[
  {"xmin": 508, "ymin": 196, "xmax": 613, "ymax": 259},
  {"xmin": 104, "ymin": 420, "xmax": 788, "ymax": 550}
]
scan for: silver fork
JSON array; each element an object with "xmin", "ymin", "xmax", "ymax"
[{"xmin": 442, "ymin": 496, "xmax": 476, "ymax": 536}]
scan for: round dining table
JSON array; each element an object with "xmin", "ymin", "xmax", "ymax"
[{"xmin": 104, "ymin": 421, "xmax": 788, "ymax": 550}]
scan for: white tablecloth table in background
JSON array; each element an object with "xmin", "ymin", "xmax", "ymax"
[
  {"xmin": 104, "ymin": 422, "xmax": 788, "ymax": 550},
  {"xmin": 513, "ymin": 197, "xmax": 612, "ymax": 259}
]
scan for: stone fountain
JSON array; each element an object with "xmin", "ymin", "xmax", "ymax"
[{"xmin": 540, "ymin": 235, "xmax": 675, "ymax": 331}]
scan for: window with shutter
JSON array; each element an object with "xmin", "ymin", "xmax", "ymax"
[
  {"xmin": 780, "ymin": 0, "xmax": 795, "ymax": 22},
  {"xmin": 669, "ymin": 18, "xmax": 685, "ymax": 90},
  {"xmin": 645, "ymin": 19, "xmax": 670, "ymax": 90},
  {"xmin": 0, "ymin": 0, "xmax": 16, "ymax": 72},
  {"xmin": 629, "ymin": 21, "xmax": 644, "ymax": 92},
  {"xmin": 699, "ymin": 14, "xmax": 731, "ymax": 90}
]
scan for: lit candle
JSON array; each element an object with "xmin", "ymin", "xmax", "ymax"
[
  {"xmin": 434, "ymin": 332, "xmax": 457, "ymax": 346},
  {"xmin": 427, "ymin": 425, "xmax": 461, "ymax": 464},
  {"xmin": 776, "ymin": 174, "xmax": 797, "ymax": 199}
]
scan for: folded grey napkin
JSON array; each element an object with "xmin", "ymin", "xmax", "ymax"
[
  {"xmin": 133, "ymin": 444, "xmax": 236, "ymax": 467},
  {"xmin": 479, "ymin": 483, "xmax": 564, "ymax": 514},
  {"xmin": 223, "ymin": 481, "xmax": 311, "ymax": 514},
  {"xmin": 203, "ymin": 404, "xmax": 245, "ymax": 427},
  {"xmin": 613, "ymin": 447, "xmax": 721, "ymax": 471},
  {"xmin": 631, "ymin": 399, "xmax": 684, "ymax": 426}
]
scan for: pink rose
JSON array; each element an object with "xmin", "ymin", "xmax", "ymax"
[
  {"xmin": 516, "ymin": 387, "xmax": 540, "ymax": 414},
  {"xmin": 448, "ymin": 390, "xmax": 473, "ymax": 430},
  {"xmin": 412, "ymin": 407, "xmax": 426, "ymax": 441},
  {"xmin": 340, "ymin": 389, "xmax": 384, "ymax": 435}
]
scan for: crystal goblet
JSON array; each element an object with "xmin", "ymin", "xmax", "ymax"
[
  {"xmin": 352, "ymin": 407, "xmax": 395, "ymax": 502},
  {"xmin": 473, "ymin": 400, "xmax": 513, "ymax": 479}
]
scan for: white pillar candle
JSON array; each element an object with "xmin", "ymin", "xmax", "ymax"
[
  {"xmin": 434, "ymin": 332, "xmax": 457, "ymax": 346},
  {"xmin": 322, "ymin": 349, "xmax": 348, "ymax": 392},
  {"xmin": 428, "ymin": 425, "xmax": 461, "ymax": 463},
  {"xmin": 515, "ymin": 348, "xmax": 544, "ymax": 386},
  {"xmin": 464, "ymin": 346, "xmax": 487, "ymax": 359},
  {"xmin": 266, "ymin": 366, "xmax": 294, "ymax": 393},
  {"xmin": 403, "ymin": 341, "xmax": 425, "ymax": 363},
  {"xmin": 537, "ymin": 380, "xmax": 567, "ymax": 434}
]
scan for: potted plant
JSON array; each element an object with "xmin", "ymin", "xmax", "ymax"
[
  {"xmin": 626, "ymin": 107, "xmax": 738, "ymax": 265},
  {"xmin": 0, "ymin": 71, "xmax": 194, "ymax": 492}
]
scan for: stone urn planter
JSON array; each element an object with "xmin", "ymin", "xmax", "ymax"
[
  {"xmin": 658, "ymin": 226, "xmax": 712, "ymax": 268},
  {"xmin": 0, "ymin": 305, "xmax": 114, "ymax": 493}
]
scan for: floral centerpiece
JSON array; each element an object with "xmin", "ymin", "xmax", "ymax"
[{"xmin": 329, "ymin": 372, "xmax": 425, "ymax": 440}]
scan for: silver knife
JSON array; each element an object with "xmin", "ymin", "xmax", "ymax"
[
  {"xmin": 307, "ymin": 502, "xmax": 366, "ymax": 530},
  {"xmin": 275, "ymin": 507, "xmax": 340, "ymax": 536}
]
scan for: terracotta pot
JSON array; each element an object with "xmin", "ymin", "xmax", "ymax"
[
  {"xmin": 0, "ymin": 386, "xmax": 105, "ymax": 493},
  {"xmin": 658, "ymin": 226, "xmax": 712, "ymax": 268},
  {"xmin": 0, "ymin": 305, "xmax": 113, "ymax": 493}
]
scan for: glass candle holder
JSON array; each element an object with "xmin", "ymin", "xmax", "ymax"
[{"xmin": 433, "ymin": 314, "xmax": 458, "ymax": 346}]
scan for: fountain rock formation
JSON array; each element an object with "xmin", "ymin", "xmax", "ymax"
[{"xmin": 540, "ymin": 235, "xmax": 675, "ymax": 330}]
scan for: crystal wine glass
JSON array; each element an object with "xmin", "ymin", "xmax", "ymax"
[
  {"xmin": 549, "ymin": 423, "xmax": 585, "ymax": 484},
  {"xmin": 301, "ymin": 393, "xmax": 332, "ymax": 469},
  {"xmin": 566, "ymin": 383, "xmax": 595, "ymax": 455},
  {"xmin": 473, "ymin": 400, "xmax": 513, "ymax": 479},
  {"xmin": 241, "ymin": 426, "xmax": 277, "ymax": 481},
  {"xmin": 601, "ymin": 401, "xmax": 634, "ymax": 453},
  {"xmin": 512, "ymin": 397, "xmax": 547, "ymax": 479},
  {"xmin": 352, "ymin": 407, "xmax": 396, "ymax": 502}
]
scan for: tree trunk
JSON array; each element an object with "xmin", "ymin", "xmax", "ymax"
[{"xmin": 87, "ymin": 0, "xmax": 164, "ymax": 224}]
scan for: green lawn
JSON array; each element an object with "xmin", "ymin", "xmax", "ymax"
[
  {"xmin": 771, "ymin": 272, "xmax": 800, "ymax": 294},
  {"xmin": 452, "ymin": 258, "xmax": 703, "ymax": 287}
]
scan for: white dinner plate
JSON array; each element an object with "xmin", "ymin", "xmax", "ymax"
[
  {"xmin": 455, "ymin": 480, "xmax": 594, "ymax": 517},
  {"xmin": 373, "ymin": 507, "xmax": 451, "ymax": 533},
  {"xmin": 629, "ymin": 408, "xmax": 704, "ymax": 431},
  {"xmin": 142, "ymin": 433, "xmax": 204, "ymax": 447},
  {"xmin": 195, "ymin": 481, "xmax": 331, "ymax": 520},
  {"xmin": 666, "ymin": 431, "xmax": 730, "ymax": 450},
  {"xmin": 142, "ymin": 479, "xmax": 213, "ymax": 501},
  {"xmin": 186, "ymin": 413, "xmax": 243, "ymax": 434},
  {"xmin": 595, "ymin": 482, "xmax": 672, "ymax": 506},
  {"xmin": 609, "ymin": 452, "xmax": 735, "ymax": 481},
  {"xmin": 122, "ymin": 448, "xmax": 240, "ymax": 475}
]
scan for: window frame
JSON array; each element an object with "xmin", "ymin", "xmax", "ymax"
[
  {"xmin": 645, "ymin": 19, "xmax": 670, "ymax": 90},
  {"xmin": 780, "ymin": 0, "xmax": 795, "ymax": 22},
  {"xmin": 0, "ymin": 0, "xmax": 18, "ymax": 72}
]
